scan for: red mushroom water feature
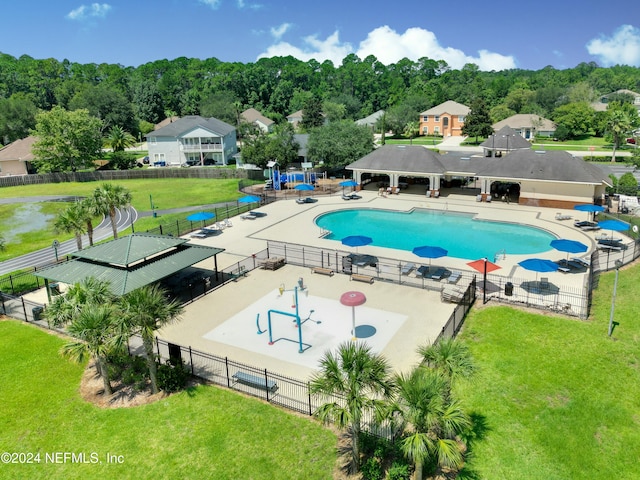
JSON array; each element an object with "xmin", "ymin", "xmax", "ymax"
[{"xmin": 340, "ymin": 291, "xmax": 367, "ymax": 341}]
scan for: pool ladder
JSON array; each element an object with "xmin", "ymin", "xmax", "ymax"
[{"xmin": 494, "ymin": 249, "xmax": 506, "ymax": 262}]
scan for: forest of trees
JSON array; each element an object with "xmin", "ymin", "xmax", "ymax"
[{"xmin": 1, "ymin": 51, "xmax": 639, "ymax": 157}]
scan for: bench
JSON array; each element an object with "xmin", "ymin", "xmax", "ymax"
[
  {"xmin": 232, "ymin": 371, "xmax": 278, "ymax": 393},
  {"xmin": 311, "ymin": 266, "xmax": 334, "ymax": 276},
  {"xmin": 351, "ymin": 273, "xmax": 374, "ymax": 284},
  {"xmin": 230, "ymin": 266, "xmax": 248, "ymax": 281}
]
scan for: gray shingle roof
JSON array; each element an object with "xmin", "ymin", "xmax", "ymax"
[
  {"xmin": 149, "ymin": 115, "xmax": 235, "ymax": 137},
  {"xmin": 348, "ymin": 145, "xmax": 446, "ymax": 174},
  {"xmin": 492, "ymin": 114, "xmax": 556, "ymax": 132},
  {"xmin": 479, "ymin": 126, "xmax": 532, "ymax": 150},
  {"xmin": 0, "ymin": 136, "xmax": 37, "ymax": 161},
  {"xmin": 475, "ymin": 149, "xmax": 611, "ymax": 184}
]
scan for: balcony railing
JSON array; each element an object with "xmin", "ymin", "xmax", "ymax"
[{"xmin": 180, "ymin": 143, "xmax": 223, "ymax": 152}]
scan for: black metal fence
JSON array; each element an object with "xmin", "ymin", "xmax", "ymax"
[{"xmin": 265, "ymin": 240, "xmax": 591, "ymax": 318}]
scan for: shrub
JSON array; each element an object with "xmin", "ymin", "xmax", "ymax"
[
  {"xmin": 387, "ymin": 462, "xmax": 411, "ymax": 480},
  {"xmin": 361, "ymin": 457, "xmax": 383, "ymax": 480},
  {"xmin": 157, "ymin": 359, "xmax": 190, "ymax": 392},
  {"xmin": 107, "ymin": 353, "xmax": 149, "ymax": 390}
]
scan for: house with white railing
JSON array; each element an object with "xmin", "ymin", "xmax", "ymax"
[{"xmin": 146, "ymin": 116, "xmax": 237, "ymax": 167}]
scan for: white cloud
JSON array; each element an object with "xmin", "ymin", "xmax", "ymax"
[
  {"xmin": 258, "ymin": 25, "xmax": 516, "ymax": 71},
  {"xmin": 586, "ymin": 25, "xmax": 640, "ymax": 67},
  {"xmin": 258, "ymin": 31, "xmax": 353, "ymax": 65},
  {"xmin": 198, "ymin": 0, "xmax": 221, "ymax": 9},
  {"xmin": 66, "ymin": 3, "xmax": 112, "ymax": 21},
  {"xmin": 270, "ymin": 23, "xmax": 292, "ymax": 40},
  {"xmin": 237, "ymin": 0, "xmax": 262, "ymax": 9}
]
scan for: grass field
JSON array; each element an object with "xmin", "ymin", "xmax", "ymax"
[
  {"xmin": 0, "ymin": 320, "xmax": 337, "ymax": 480},
  {"xmin": 456, "ymin": 262, "xmax": 640, "ymax": 479},
  {"xmin": 0, "ymin": 178, "xmax": 245, "ymax": 261}
]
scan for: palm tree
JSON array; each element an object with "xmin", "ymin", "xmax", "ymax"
[
  {"xmin": 61, "ymin": 304, "xmax": 121, "ymax": 396},
  {"xmin": 54, "ymin": 201, "xmax": 86, "ymax": 250},
  {"xmin": 404, "ymin": 121, "xmax": 420, "ymax": 145},
  {"xmin": 105, "ymin": 125, "xmax": 137, "ymax": 152},
  {"xmin": 607, "ymin": 108, "xmax": 633, "ymax": 163},
  {"xmin": 418, "ymin": 338, "xmax": 475, "ymax": 400},
  {"xmin": 78, "ymin": 196, "xmax": 102, "ymax": 247},
  {"xmin": 46, "ymin": 277, "xmax": 115, "ymax": 328},
  {"xmin": 390, "ymin": 367, "xmax": 471, "ymax": 479},
  {"xmin": 309, "ymin": 342, "xmax": 394, "ymax": 474},
  {"xmin": 120, "ymin": 284, "xmax": 184, "ymax": 394},
  {"xmin": 93, "ymin": 183, "xmax": 132, "ymax": 239}
]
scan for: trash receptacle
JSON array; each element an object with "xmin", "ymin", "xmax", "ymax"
[
  {"xmin": 505, "ymin": 282, "xmax": 513, "ymax": 296},
  {"xmin": 32, "ymin": 306, "xmax": 44, "ymax": 321}
]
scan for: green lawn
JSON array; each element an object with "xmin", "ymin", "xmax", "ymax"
[
  {"xmin": 0, "ymin": 178, "xmax": 245, "ymax": 262},
  {"xmin": 456, "ymin": 263, "xmax": 640, "ymax": 479},
  {"xmin": 0, "ymin": 320, "xmax": 337, "ymax": 480}
]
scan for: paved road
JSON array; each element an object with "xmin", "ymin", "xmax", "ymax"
[{"xmin": 0, "ymin": 197, "xmax": 138, "ymax": 276}]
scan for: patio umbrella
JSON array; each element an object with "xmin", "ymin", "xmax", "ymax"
[
  {"xmin": 412, "ymin": 245, "xmax": 448, "ymax": 266},
  {"xmin": 342, "ymin": 235, "xmax": 373, "ymax": 253},
  {"xmin": 574, "ymin": 204, "xmax": 605, "ymax": 221},
  {"xmin": 339, "ymin": 179, "xmax": 358, "ymax": 194},
  {"xmin": 518, "ymin": 258, "xmax": 559, "ymax": 295},
  {"xmin": 186, "ymin": 211, "xmax": 215, "ymax": 227},
  {"xmin": 597, "ymin": 219, "xmax": 630, "ymax": 233},
  {"xmin": 550, "ymin": 239, "xmax": 588, "ymax": 260},
  {"xmin": 294, "ymin": 183, "xmax": 315, "ymax": 198},
  {"xmin": 238, "ymin": 195, "xmax": 260, "ymax": 204},
  {"xmin": 467, "ymin": 258, "xmax": 501, "ymax": 304},
  {"xmin": 340, "ymin": 291, "xmax": 366, "ymax": 341}
]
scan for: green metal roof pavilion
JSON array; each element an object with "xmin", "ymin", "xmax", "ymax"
[{"xmin": 35, "ymin": 233, "xmax": 224, "ymax": 296}]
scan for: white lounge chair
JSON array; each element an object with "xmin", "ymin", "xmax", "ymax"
[
  {"xmin": 448, "ymin": 270, "xmax": 462, "ymax": 284},
  {"xmin": 401, "ymin": 263, "xmax": 415, "ymax": 275},
  {"xmin": 555, "ymin": 212, "xmax": 572, "ymax": 220}
]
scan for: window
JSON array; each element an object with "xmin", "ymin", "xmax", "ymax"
[
  {"xmin": 423, "ymin": 115, "xmax": 428, "ymax": 122},
  {"xmin": 458, "ymin": 115, "xmax": 465, "ymax": 122},
  {"xmin": 434, "ymin": 115, "xmax": 440, "ymax": 122},
  {"xmin": 153, "ymin": 153, "xmax": 165, "ymax": 162},
  {"xmin": 150, "ymin": 137, "xmax": 157, "ymax": 145},
  {"xmin": 422, "ymin": 126, "xmax": 428, "ymax": 134},
  {"xmin": 434, "ymin": 127, "xmax": 440, "ymax": 134}
]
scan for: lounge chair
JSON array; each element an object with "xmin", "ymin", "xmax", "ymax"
[
  {"xmin": 222, "ymin": 219, "xmax": 233, "ymax": 227},
  {"xmin": 417, "ymin": 265, "xmax": 430, "ymax": 277},
  {"xmin": 448, "ymin": 270, "xmax": 462, "ymax": 284},
  {"xmin": 349, "ymin": 193, "xmax": 362, "ymax": 200},
  {"xmin": 426, "ymin": 267, "xmax": 447, "ymax": 280},
  {"xmin": 341, "ymin": 194, "xmax": 352, "ymax": 200},
  {"xmin": 249, "ymin": 211, "xmax": 267, "ymax": 217},
  {"xmin": 241, "ymin": 213, "xmax": 257, "ymax": 220},
  {"xmin": 555, "ymin": 212, "xmax": 572, "ymax": 220},
  {"xmin": 401, "ymin": 263, "xmax": 415, "ymax": 275},
  {"xmin": 570, "ymin": 257, "xmax": 590, "ymax": 268},
  {"xmin": 539, "ymin": 277, "xmax": 550, "ymax": 290}
]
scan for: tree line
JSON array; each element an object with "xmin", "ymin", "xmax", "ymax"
[{"xmin": 1, "ymin": 52, "xmax": 640, "ymax": 171}]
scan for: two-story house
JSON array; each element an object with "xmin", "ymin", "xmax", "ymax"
[
  {"xmin": 146, "ymin": 116, "xmax": 237, "ymax": 167},
  {"xmin": 241, "ymin": 108, "xmax": 274, "ymax": 133},
  {"xmin": 419, "ymin": 100, "xmax": 470, "ymax": 137}
]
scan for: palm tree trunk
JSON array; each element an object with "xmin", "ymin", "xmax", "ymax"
[
  {"xmin": 350, "ymin": 422, "xmax": 361, "ymax": 473},
  {"xmin": 414, "ymin": 459, "xmax": 424, "ymax": 480},
  {"xmin": 143, "ymin": 336, "xmax": 159, "ymax": 394},
  {"xmin": 74, "ymin": 233, "xmax": 83, "ymax": 251},
  {"xmin": 95, "ymin": 356, "xmax": 113, "ymax": 396},
  {"xmin": 611, "ymin": 141, "xmax": 617, "ymax": 163},
  {"xmin": 109, "ymin": 209, "xmax": 118, "ymax": 239},
  {"xmin": 86, "ymin": 220, "xmax": 94, "ymax": 246}
]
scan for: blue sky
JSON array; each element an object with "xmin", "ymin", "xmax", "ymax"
[{"xmin": 1, "ymin": 1, "xmax": 639, "ymax": 71}]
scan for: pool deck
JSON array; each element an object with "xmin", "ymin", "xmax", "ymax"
[{"xmin": 156, "ymin": 188, "xmax": 606, "ymax": 379}]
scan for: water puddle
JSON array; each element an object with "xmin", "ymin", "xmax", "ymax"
[{"xmin": 3, "ymin": 203, "xmax": 55, "ymax": 241}]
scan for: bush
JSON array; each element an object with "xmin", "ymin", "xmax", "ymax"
[
  {"xmin": 107, "ymin": 353, "xmax": 149, "ymax": 390},
  {"xmin": 361, "ymin": 457, "xmax": 383, "ymax": 480},
  {"xmin": 157, "ymin": 359, "xmax": 190, "ymax": 392},
  {"xmin": 387, "ymin": 462, "xmax": 411, "ymax": 480}
]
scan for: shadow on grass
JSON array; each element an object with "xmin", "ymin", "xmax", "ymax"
[{"xmin": 456, "ymin": 411, "xmax": 491, "ymax": 479}]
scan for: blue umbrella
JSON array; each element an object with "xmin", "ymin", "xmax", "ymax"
[
  {"xmin": 238, "ymin": 195, "xmax": 260, "ymax": 204},
  {"xmin": 294, "ymin": 183, "xmax": 315, "ymax": 198},
  {"xmin": 186, "ymin": 211, "xmax": 215, "ymax": 222},
  {"xmin": 574, "ymin": 204, "xmax": 605, "ymax": 221},
  {"xmin": 339, "ymin": 179, "xmax": 358, "ymax": 194},
  {"xmin": 413, "ymin": 245, "xmax": 448, "ymax": 266},
  {"xmin": 518, "ymin": 258, "xmax": 559, "ymax": 273},
  {"xmin": 342, "ymin": 235, "xmax": 373, "ymax": 248},
  {"xmin": 597, "ymin": 219, "xmax": 630, "ymax": 232},
  {"xmin": 550, "ymin": 239, "xmax": 588, "ymax": 255}
]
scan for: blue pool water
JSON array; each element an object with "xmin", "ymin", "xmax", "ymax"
[{"xmin": 316, "ymin": 208, "xmax": 556, "ymax": 260}]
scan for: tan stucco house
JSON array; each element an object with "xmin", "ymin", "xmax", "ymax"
[{"xmin": 419, "ymin": 101, "xmax": 470, "ymax": 137}]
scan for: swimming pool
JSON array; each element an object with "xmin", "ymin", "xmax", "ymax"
[{"xmin": 316, "ymin": 208, "xmax": 556, "ymax": 260}]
